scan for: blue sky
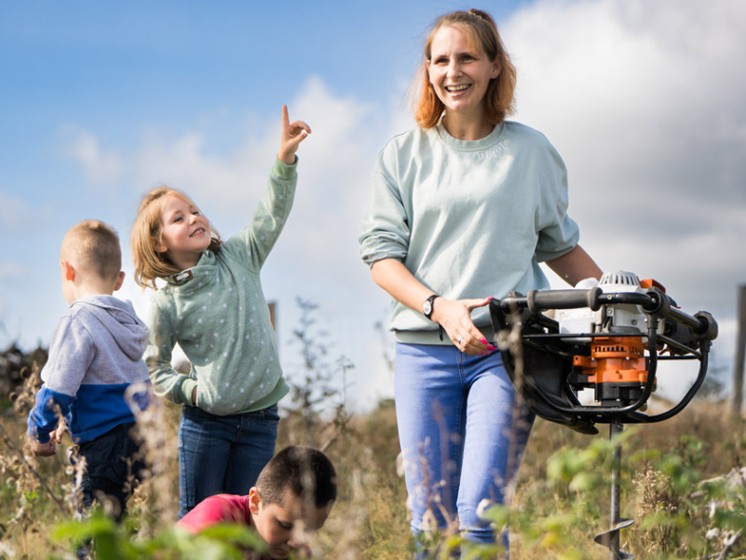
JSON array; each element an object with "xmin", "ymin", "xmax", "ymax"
[{"xmin": 2, "ymin": 0, "xmax": 745, "ymax": 411}]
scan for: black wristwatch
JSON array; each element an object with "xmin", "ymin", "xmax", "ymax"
[{"xmin": 422, "ymin": 294, "xmax": 440, "ymax": 320}]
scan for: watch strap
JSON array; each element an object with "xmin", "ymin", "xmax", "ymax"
[{"xmin": 423, "ymin": 294, "xmax": 439, "ymax": 320}]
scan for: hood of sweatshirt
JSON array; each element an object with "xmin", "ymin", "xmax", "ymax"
[{"xmin": 74, "ymin": 295, "xmax": 149, "ymax": 361}]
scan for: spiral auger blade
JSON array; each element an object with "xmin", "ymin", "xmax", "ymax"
[
  {"xmin": 591, "ymin": 421, "xmax": 635, "ymax": 560},
  {"xmin": 594, "ymin": 518, "xmax": 635, "ymax": 559}
]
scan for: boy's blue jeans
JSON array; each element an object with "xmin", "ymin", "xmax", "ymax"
[
  {"xmin": 177, "ymin": 403, "xmax": 279, "ymax": 518},
  {"xmin": 394, "ymin": 343, "xmax": 533, "ymax": 551},
  {"xmin": 75, "ymin": 421, "xmax": 146, "ymax": 522}
]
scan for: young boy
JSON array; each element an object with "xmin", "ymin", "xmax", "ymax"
[
  {"xmin": 178, "ymin": 446, "xmax": 337, "ymax": 560},
  {"xmin": 27, "ymin": 219, "xmax": 150, "ymax": 521}
]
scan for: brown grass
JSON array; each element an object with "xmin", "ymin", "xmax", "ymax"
[{"xmin": 2, "ymin": 365, "xmax": 744, "ymax": 559}]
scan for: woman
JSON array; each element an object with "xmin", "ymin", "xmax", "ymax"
[{"xmin": 359, "ymin": 8, "xmax": 602, "ymax": 554}]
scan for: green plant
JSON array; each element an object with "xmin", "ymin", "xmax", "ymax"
[{"xmin": 52, "ymin": 511, "xmax": 268, "ymax": 560}]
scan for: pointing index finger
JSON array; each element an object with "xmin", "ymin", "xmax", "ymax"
[{"xmin": 281, "ymin": 104, "xmax": 290, "ymax": 130}]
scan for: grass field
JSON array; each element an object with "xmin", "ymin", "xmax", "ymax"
[{"xmin": 2, "ymin": 361, "xmax": 745, "ymax": 559}]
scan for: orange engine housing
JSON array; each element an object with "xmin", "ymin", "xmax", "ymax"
[{"xmin": 574, "ymin": 336, "xmax": 648, "ymax": 384}]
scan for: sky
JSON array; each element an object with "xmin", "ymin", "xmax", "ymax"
[{"xmin": 1, "ymin": 0, "xmax": 744, "ymax": 412}]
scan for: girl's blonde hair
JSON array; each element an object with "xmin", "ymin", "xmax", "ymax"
[
  {"xmin": 131, "ymin": 186, "xmax": 221, "ymax": 289},
  {"xmin": 414, "ymin": 8, "xmax": 517, "ymax": 128}
]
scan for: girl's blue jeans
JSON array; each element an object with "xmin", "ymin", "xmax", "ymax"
[
  {"xmin": 394, "ymin": 343, "xmax": 533, "ymax": 551},
  {"xmin": 177, "ymin": 403, "xmax": 279, "ymax": 518}
]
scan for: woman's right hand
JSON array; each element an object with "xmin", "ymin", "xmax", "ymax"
[{"xmin": 431, "ymin": 297, "xmax": 497, "ymax": 355}]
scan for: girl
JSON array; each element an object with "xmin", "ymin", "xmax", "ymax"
[
  {"xmin": 359, "ymin": 9, "xmax": 602, "ymax": 556},
  {"xmin": 132, "ymin": 105, "xmax": 310, "ymax": 517}
]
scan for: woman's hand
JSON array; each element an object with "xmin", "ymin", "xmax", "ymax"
[{"xmin": 431, "ymin": 297, "xmax": 497, "ymax": 356}]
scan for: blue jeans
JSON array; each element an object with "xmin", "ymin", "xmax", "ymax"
[
  {"xmin": 75, "ymin": 422, "xmax": 147, "ymax": 522},
  {"xmin": 394, "ymin": 343, "xmax": 533, "ymax": 552},
  {"xmin": 178, "ymin": 404, "xmax": 279, "ymax": 518}
]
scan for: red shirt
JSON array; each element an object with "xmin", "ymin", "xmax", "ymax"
[{"xmin": 177, "ymin": 494, "xmax": 253, "ymax": 533}]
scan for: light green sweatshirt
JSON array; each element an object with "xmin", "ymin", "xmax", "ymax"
[
  {"xmin": 359, "ymin": 121, "xmax": 580, "ymax": 345},
  {"xmin": 144, "ymin": 159, "xmax": 295, "ymax": 415}
]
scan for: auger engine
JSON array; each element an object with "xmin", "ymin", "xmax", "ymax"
[
  {"xmin": 557, "ymin": 272, "xmax": 667, "ymax": 406},
  {"xmin": 489, "ymin": 271, "xmax": 718, "ymax": 559}
]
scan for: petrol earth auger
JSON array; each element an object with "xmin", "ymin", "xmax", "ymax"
[{"xmin": 490, "ymin": 271, "xmax": 719, "ymax": 559}]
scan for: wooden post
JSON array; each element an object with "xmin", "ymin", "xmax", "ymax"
[
  {"xmin": 268, "ymin": 301, "xmax": 277, "ymax": 331},
  {"xmin": 733, "ymin": 285, "xmax": 746, "ymax": 418}
]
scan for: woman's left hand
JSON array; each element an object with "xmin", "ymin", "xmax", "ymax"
[{"xmin": 431, "ymin": 297, "xmax": 497, "ymax": 356}]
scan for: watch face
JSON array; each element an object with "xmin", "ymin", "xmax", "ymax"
[{"xmin": 424, "ymin": 300, "xmax": 432, "ymax": 316}]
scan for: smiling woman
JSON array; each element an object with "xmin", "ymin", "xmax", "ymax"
[{"xmin": 359, "ymin": 8, "xmax": 602, "ymax": 557}]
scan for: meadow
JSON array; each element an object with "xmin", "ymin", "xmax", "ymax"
[{"xmin": 1, "ymin": 305, "xmax": 745, "ymax": 559}]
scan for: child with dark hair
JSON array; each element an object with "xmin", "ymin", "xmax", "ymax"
[{"xmin": 178, "ymin": 446, "xmax": 337, "ymax": 560}]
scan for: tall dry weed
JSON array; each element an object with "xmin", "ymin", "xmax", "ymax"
[
  {"xmin": 0, "ymin": 362, "xmax": 78, "ymax": 557},
  {"xmin": 126, "ymin": 384, "xmax": 180, "ymax": 537}
]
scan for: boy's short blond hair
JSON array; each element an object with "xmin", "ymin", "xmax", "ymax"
[{"xmin": 61, "ymin": 220, "xmax": 122, "ymax": 282}]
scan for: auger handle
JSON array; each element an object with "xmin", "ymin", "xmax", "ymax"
[
  {"xmin": 526, "ymin": 286, "xmax": 602, "ymax": 313},
  {"xmin": 497, "ymin": 287, "xmax": 718, "ymax": 344}
]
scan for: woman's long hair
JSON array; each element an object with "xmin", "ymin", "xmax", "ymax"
[{"xmin": 414, "ymin": 9, "xmax": 517, "ymax": 128}]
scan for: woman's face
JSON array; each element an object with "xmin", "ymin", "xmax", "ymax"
[{"xmin": 428, "ymin": 24, "xmax": 500, "ymax": 122}]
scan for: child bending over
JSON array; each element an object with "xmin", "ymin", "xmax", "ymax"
[{"xmin": 178, "ymin": 445, "xmax": 337, "ymax": 560}]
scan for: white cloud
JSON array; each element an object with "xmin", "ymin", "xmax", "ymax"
[
  {"xmin": 62, "ymin": 128, "xmax": 125, "ymax": 185},
  {"xmin": 508, "ymin": 0, "xmax": 746, "ymax": 203},
  {"xmin": 507, "ymin": 0, "xmax": 746, "ymax": 324}
]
